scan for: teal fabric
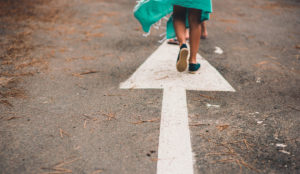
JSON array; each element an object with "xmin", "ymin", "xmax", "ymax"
[
  {"xmin": 134, "ymin": 0, "xmax": 212, "ymax": 39},
  {"xmin": 134, "ymin": 0, "xmax": 173, "ymax": 33},
  {"xmin": 171, "ymin": 0, "xmax": 212, "ymax": 12}
]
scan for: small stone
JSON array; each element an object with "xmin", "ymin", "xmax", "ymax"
[{"xmin": 256, "ymin": 77, "xmax": 261, "ymax": 83}]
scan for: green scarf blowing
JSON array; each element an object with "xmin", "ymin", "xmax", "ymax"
[{"xmin": 134, "ymin": 0, "xmax": 212, "ymax": 39}]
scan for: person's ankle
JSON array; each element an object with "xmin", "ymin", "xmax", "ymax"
[
  {"xmin": 180, "ymin": 42, "xmax": 186, "ymax": 47},
  {"xmin": 189, "ymin": 59, "xmax": 196, "ymax": 64},
  {"xmin": 180, "ymin": 43, "xmax": 187, "ymax": 49}
]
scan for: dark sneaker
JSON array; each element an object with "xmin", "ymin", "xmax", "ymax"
[
  {"xmin": 176, "ymin": 44, "xmax": 189, "ymax": 72},
  {"xmin": 188, "ymin": 63, "xmax": 201, "ymax": 74}
]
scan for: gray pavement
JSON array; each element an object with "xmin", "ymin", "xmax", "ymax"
[{"xmin": 0, "ymin": 0, "xmax": 299, "ymax": 173}]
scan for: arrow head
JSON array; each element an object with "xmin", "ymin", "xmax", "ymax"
[{"xmin": 120, "ymin": 41, "xmax": 235, "ymax": 92}]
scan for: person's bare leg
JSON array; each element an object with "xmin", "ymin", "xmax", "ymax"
[
  {"xmin": 185, "ymin": 29, "xmax": 189, "ymax": 40},
  {"xmin": 173, "ymin": 5, "xmax": 187, "ymax": 46},
  {"xmin": 188, "ymin": 8, "xmax": 202, "ymax": 64},
  {"xmin": 167, "ymin": 29, "xmax": 189, "ymax": 45},
  {"xmin": 201, "ymin": 21, "xmax": 207, "ymax": 39}
]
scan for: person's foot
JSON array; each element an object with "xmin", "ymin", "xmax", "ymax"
[
  {"xmin": 176, "ymin": 43, "xmax": 189, "ymax": 72},
  {"xmin": 188, "ymin": 63, "xmax": 201, "ymax": 74},
  {"xmin": 167, "ymin": 38, "xmax": 179, "ymax": 45},
  {"xmin": 167, "ymin": 37, "xmax": 189, "ymax": 45}
]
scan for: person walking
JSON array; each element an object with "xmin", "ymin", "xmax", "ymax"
[
  {"xmin": 134, "ymin": 0, "xmax": 212, "ymax": 73},
  {"xmin": 174, "ymin": 4, "xmax": 208, "ymax": 73}
]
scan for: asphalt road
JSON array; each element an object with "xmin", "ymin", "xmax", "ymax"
[{"xmin": 0, "ymin": 0, "xmax": 299, "ymax": 173}]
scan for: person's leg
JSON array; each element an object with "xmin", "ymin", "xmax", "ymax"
[
  {"xmin": 173, "ymin": 5, "xmax": 189, "ymax": 72},
  {"xmin": 201, "ymin": 21, "xmax": 208, "ymax": 39},
  {"xmin": 188, "ymin": 8, "xmax": 202, "ymax": 64},
  {"xmin": 173, "ymin": 5, "xmax": 187, "ymax": 46},
  {"xmin": 167, "ymin": 28, "xmax": 189, "ymax": 45},
  {"xmin": 185, "ymin": 29, "xmax": 189, "ymax": 40}
]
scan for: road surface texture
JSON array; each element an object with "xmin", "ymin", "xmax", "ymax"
[{"xmin": 0, "ymin": 0, "xmax": 299, "ymax": 173}]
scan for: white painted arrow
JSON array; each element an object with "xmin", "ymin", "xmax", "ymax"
[{"xmin": 120, "ymin": 41, "xmax": 235, "ymax": 174}]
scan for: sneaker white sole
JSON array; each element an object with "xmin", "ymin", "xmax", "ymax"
[
  {"xmin": 188, "ymin": 70, "xmax": 199, "ymax": 74},
  {"xmin": 176, "ymin": 48, "xmax": 188, "ymax": 72}
]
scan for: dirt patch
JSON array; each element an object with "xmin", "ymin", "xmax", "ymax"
[
  {"xmin": 0, "ymin": 0, "xmax": 71, "ymax": 106},
  {"xmin": 252, "ymin": 1, "xmax": 300, "ymax": 11}
]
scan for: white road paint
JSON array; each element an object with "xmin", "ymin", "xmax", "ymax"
[
  {"xmin": 279, "ymin": 150, "xmax": 291, "ymax": 155},
  {"xmin": 214, "ymin": 46, "xmax": 223, "ymax": 55},
  {"xmin": 157, "ymin": 87, "xmax": 193, "ymax": 174},
  {"xmin": 120, "ymin": 41, "xmax": 235, "ymax": 174},
  {"xmin": 206, "ymin": 103, "xmax": 221, "ymax": 108},
  {"xmin": 276, "ymin": 144, "xmax": 287, "ymax": 148},
  {"xmin": 257, "ymin": 120, "xmax": 263, "ymax": 124},
  {"xmin": 120, "ymin": 42, "xmax": 235, "ymax": 91}
]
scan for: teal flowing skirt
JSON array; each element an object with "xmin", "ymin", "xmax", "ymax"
[
  {"xmin": 171, "ymin": 0, "xmax": 212, "ymax": 12},
  {"xmin": 134, "ymin": 0, "xmax": 212, "ymax": 38}
]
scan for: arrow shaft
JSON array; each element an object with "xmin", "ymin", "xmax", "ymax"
[{"xmin": 157, "ymin": 87, "xmax": 194, "ymax": 174}]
